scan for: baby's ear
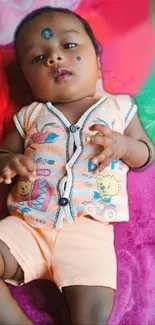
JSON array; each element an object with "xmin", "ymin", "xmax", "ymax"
[{"xmin": 97, "ymin": 56, "xmax": 102, "ymax": 78}]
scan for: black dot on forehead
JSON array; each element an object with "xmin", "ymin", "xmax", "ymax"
[
  {"xmin": 77, "ymin": 56, "xmax": 81, "ymax": 61},
  {"xmin": 41, "ymin": 27, "xmax": 53, "ymax": 40}
]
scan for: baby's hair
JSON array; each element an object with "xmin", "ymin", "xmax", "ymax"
[{"xmin": 14, "ymin": 6, "xmax": 100, "ymax": 56}]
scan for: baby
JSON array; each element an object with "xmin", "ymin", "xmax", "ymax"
[{"xmin": 0, "ymin": 6, "xmax": 154, "ymax": 325}]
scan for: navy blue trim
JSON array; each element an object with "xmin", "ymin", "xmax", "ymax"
[
  {"xmin": 125, "ymin": 103, "xmax": 134, "ymax": 123},
  {"xmin": 45, "ymin": 103, "xmax": 73, "ymax": 227},
  {"xmin": 68, "ymin": 98, "xmax": 108, "ymax": 218},
  {"xmin": 53, "ymin": 177, "xmax": 63, "ymax": 228},
  {"xmin": 46, "ymin": 98, "xmax": 108, "ymax": 226},
  {"xmin": 68, "ymin": 170, "xmax": 76, "ymax": 221}
]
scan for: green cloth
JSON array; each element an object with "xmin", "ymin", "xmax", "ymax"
[{"xmin": 136, "ymin": 61, "xmax": 155, "ymax": 144}]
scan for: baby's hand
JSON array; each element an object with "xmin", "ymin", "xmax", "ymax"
[
  {"xmin": 0, "ymin": 154, "xmax": 36, "ymax": 184},
  {"xmin": 86, "ymin": 124, "xmax": 128, "ymax": 172}
]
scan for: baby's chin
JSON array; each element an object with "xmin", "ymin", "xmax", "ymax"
[
  {"xmin": 34, "ymin": 91, "xmax": 90, "ymax": 104},
  {"xmin": 35, "ymin": 96, "xmax": 78, "ymax": 104},
  {"xmin": 31, "ymin": 79, "xmax": 99, "ymax": 104}
]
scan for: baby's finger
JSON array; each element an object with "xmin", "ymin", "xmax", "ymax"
[
  {"xmin": 92, "ymin": 147, "xmax": 114, "ymax": 165},
  {"xmin": 98, "ymin": 157, "xmax": 114, "ymax": 172},
  {"xmin": 20, "ymin": 157, "xmax": 37, "ymax": 173},
  {"xmin": 0, "ymin": 176, "xmax": 4, "ymax": 184},
  {"xmin": 89, "ymin": 124, "xmax": 112, "ymax": 137},
  {"xmin": 4, "ymin": 178, "xmax": 12, "ymax": 184},
  {"xmin": 87, "ymin": 134, "xmax": 112, "ymax": 147},
  {"xmin": 1, "ymin": 167, "xmax": 13, "ymax": 184},
  {"xmin": 11, "ymin": 161, "xmax": 32, "ymax": 179}
]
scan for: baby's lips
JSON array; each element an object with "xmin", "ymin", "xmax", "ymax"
[{"xmin": 54, "ymin": 68, "xmax": 72, "ymax": 79}]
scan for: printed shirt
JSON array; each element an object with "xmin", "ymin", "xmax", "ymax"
[{"xmin": 7, "ymin": 95, "xmax": 137, "ymax": 229}]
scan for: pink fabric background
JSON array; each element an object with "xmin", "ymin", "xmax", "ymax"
[{"xmin": 0, "ymin": 0, "xmax": 155, "ymax": 323}]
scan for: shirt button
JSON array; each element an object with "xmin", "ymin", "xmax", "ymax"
[
  {"xmin": 69, "ymin": 124, "xmax": 78, "ymax": 133},
  {"xmin": 59, "ymin": 197, "xmax": 69, "ymax": 206}
]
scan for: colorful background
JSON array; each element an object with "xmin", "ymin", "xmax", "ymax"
[
  {"xmin": 152, "ymin": 0, "xmax": 155, "ymax": 23},
  {"xmin": 0, "ymin": 1, "xmax": 154, "ymax": 324},
  {"xmin": 0, "ymin": 0, "xmax": 154, "ymax": 141},
  {"xmin": 136, "ymin": 0, "xmax": 154, "ymax": 143}
]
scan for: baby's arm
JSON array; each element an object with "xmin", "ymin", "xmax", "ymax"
[
  {"xmin": 123, "ymin": 113, "xmax": 154, "ymax": 169},
  {"xmin": 0, "ymin": 129, "xmax": 36, "ymax": 184},
  {"xmin": 1, "ymin": 129, "xmax": 24, "ymax": 154},
  {"xmin": 88, "ymin": 113, "xmax": 154, "ymax": 171}
]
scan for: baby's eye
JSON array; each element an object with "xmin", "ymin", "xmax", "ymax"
[
  {"xmin": 32, "ymin": 54, "xmax": 44, "ymax": 64},
  {"xmin": 63, "ymin": 43, "xmax": 77, "ymax": 49}
]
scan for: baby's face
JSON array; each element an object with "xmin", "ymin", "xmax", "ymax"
[{"xmin": 16, "ymin": 12, "xmax": 100, "ymax": 103}]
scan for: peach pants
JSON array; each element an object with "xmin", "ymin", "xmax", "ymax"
[{"xmin": 0, "ymin": 215, "xmax": 116, "ymax": 290}]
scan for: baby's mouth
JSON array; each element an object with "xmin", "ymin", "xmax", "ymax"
[{"xmin": 54, "ymin": 68, "xmax": 72, "ymax": 82}]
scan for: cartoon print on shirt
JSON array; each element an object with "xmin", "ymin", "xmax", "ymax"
[
  {"xmin": 18, "ymin": 180, "xmax": 32, "ymax": 201},
  {"xmin": 93, "ymin": 118, "xmax": 109, "ymax": 126},
  {"xmin": 29, "ymin": 146, "xmax": 55, "ymax": 171},
  {"xmin": 88, "ymin": 157, "xmax": 123, "ymax": 172},
  {"xmin": 36, "ymin": 158, "xmax": 55, "ymax": 165},
  {"xmin": 88, "ymin": 158, "xmax": 98, "ymax": 172},
  {"xmin": 83, "ymin": 175, "xmax": 122, "ymax": 221},
  {"xmin": 7, "ymin": 204, "xmax": 28, "ymax": 216},
  {"xmin": 111, "ymin": 159, "xmax": 124, "ymax": 170},
  {"xmin": 17, "ymin": 178, "xmax": 51, "ymax": 212},
  {"xmin": 26, "ymin": 122, "xmax": 59, "ymax": 144},
  {"xmin": 36, "ymin": 169, "xmax": 51, "ymax": 177},
  {"xmin": 95, "ymin": 175, "xmax": 122, "ymax": 201}
]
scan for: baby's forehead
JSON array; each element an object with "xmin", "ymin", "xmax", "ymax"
[
  {"xmin": 18, "ymin": 12, "xmax": 85, "ymax": 40},
  {"xmin": 16, "ymin": 12, "xmax": 87, "ymax": 57}
]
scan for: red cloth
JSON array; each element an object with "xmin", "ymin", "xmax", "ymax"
[
  {"xmin": 0, "ymin": 49, "xmax": 32, "ymax": 217},
  {"xmin": 0, "ymin": 48, "xmax": 33, "ymax": 140}
]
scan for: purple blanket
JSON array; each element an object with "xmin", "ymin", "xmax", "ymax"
[{"xmin": 6, "ymin": 163, "xmax": 155, "ymax": 324}]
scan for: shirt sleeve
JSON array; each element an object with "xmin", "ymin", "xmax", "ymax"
[
  {"xmin": 115, "ymin": 94, "xmax": 138, "ymax": 130},
  {"xmin": 13, "ymin": 102, "xmax": 40, "ymax": 138}
]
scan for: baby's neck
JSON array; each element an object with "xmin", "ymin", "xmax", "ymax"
[{"xmin": 53, "ymin": 96, "xmax": 98, "ymax": 125}]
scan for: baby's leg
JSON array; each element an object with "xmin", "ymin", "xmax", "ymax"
[
  {"xmin": 0, "ymin": 239, "xmax": 33, "ymax": 325},
  {"xmin": 63, "ymin": 285, "xmax": 115, "ymax": 325}
]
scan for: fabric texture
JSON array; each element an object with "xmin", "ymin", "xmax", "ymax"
[
  {"xmin": 0, "ymin": 216, "xmax": 116, "ymax": 290},
  {"xmin": 1, "ymin": 163, "xmax": 154, "ymax": 324},
  {"xmin": 8, "ymin": 97, "xmax": 137, "ymax": 229},
  {"xmin": 0, "ymin": 1, "xmax": 154, "ymax": 322}
]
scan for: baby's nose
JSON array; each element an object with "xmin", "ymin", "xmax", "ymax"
[{"xmin": 47, "ymin": 55, "xmax": 62, "ymax": 66}]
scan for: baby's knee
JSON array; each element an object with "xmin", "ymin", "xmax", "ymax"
[
  {"xmin": 70, "ymin": 302, "xmax": 112, "ymax": 325},
  {"xmin": 0, "ymin": 239, "xmax": 20, "ymax": 280},
  {"xmin": 0, "ymin": 250, "xmax": 4, "ymax": 277},
  {"xmin": 63, "ymin": 285, "xmax": 114, "ymax": 325},
  {"xmin": 90, "ymin": 302, "xmax": 112, "ymax": 324},
  {"xmin": 88, "ymin": 287, "xmax": 114, "ymax": 325}
]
